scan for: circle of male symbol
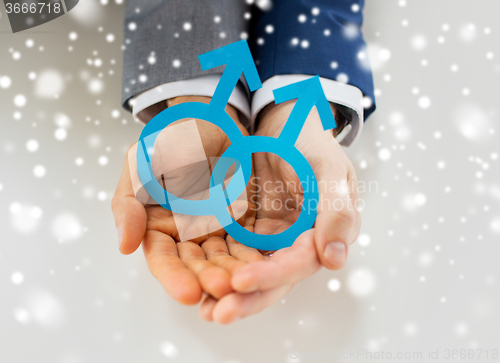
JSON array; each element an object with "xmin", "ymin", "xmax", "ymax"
[{"xmin": 136, "ymin": 40, "xmax": 336, "ymax": 251}]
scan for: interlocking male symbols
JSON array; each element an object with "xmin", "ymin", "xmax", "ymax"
[{"xmin": 136, "ymin": 40, "xmax": 336, "ymax": 251}]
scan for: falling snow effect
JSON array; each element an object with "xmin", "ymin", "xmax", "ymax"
[
  {"xmin": 455, "ymin": 104, "xmax": 492, "ymax": 141},
  {"xmin": 327, "ymin": 278, "xmax": 341, "ymax": 292},
  {"xmin": 159, "ymin": 341, "xmax": 179, "ymax": 358},
  {"xmin": 10, "ymin": 203, "xmax": 43, "ymax": 234},
  {"xmin": 23, "ymin": 289, "xmax": 66, "ymax": 329},
  {"xmin": 347, "ymin": 268, "xmax": 377, "ymax": 297},
  {"xmin": 11, "ymin": 271, "xmax": 25, "ymax": 285},
  {"xmin": 0, "ymin": 75, "xmax": 12, "ymax": 88},
  {"xmin": 68, "ymin": 0, "xmax": 104, "ymax": 26},
  {"xmin": 0, "ymin": 1, "xmax": 499, "ymax": 362},
  {"xmin": 52, "ymin": 213, "xmax": 83, "ymax": 242},
  {"xmin": 35, "ymin": 70, "xmax": 65, "ymax": 98},
  {"xmin": 357, "ymin": 233, "xmax": 371, "ymax": 247}
]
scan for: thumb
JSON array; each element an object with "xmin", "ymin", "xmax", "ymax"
[
  {"xmin": 313, "ymin": 167, "xmax": 360, "ymax": 270},
  {"xmin": 111, "ymin": 144, "xmax": 147, "ymax": 254},
  {"xmin": 294, "ymin": 111, "xmax": 361, "ymax": 271}
]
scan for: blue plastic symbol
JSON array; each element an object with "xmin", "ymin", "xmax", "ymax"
[{"xmin": 136, "ymin": 40, "xmax": 336, "ymax": 251}]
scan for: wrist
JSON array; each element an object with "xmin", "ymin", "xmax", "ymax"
[
  {"xmin": 167, "ymin": 96, "xmax": 240, "ymax": 122},
  {"xmin": 256, "ymin": 101, "xmax": 344, "ymax": 138},
  {"xmin": 137, "ymin": 95, "xmax": 242, "ymax": 129}
]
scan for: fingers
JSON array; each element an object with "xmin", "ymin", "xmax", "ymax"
[
  {"xmin": 291, "ymin": 107, "xmax": 361, "ymax": 270},
  {"xmin": 211, "ymin": 284, "xmax": 293, "ymax": 324},
  {"xmin": 111, "ymin": 147, "xmax": 147, "ymax": 255},
  {"xmin": 199, "ymin": 295, "xmax": 217, "ymax": 322},
  {"xmin": 177, "ymin": 239, "xmax": 233, "ymax": 299},
  {"xmin": 314, "ymin": 210, "xmax": 358, "ymax": 270},
  {"xmin": 231, "ymin": 229, "xmax": 320, "ymax": 293},
  {"xmin": 225, "ymin": 233, "xmax": 266, "ymax": 264},
  {"xmin": 143, "ymin": 230, "xmax": 202, "ymax": 305},
  {"xmin": 201, "ymin": 235, "xmax": 246, "ymax": 275},
  {"xmin": 198, "ymin": 234, "xmax": 267, "ymax": 323},
  {"xmin": 309, "ymin": 147, "xmax": 361, "ymax": 270}
]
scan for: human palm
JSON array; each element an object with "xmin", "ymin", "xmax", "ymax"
[
  {"xmin": 254, "ymin": 101, "xmax": 359, "ymax": 236},
  {"xmin": 113, "ymin": 96, "xmax": 264, "ymax": 304},
  {"xmin": 198, "ymin": 101, "xmax": 362, "ymax": 323},
  {"xmin": 113, "ymin": 97, "xmax": 361, "ymax": 323}
]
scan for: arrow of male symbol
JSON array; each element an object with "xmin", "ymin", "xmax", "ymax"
[
  {"xmin": 198, "ymin": 40, "xmax": 263, "ymax": 111},
  {"xmin": 273, "ymin": 76, "xmax": 337, "ymax": 145},
  {"xmin": 137, "ymin": 40, "xmax": 262, "ymax": 221}
]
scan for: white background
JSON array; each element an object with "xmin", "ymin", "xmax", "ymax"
[{"xmin": 0, "ymin": 0, "xmax": 499, "ymax": 362}]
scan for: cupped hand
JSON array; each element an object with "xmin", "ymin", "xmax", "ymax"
[
  {"xmin": 111, "ymin": 96, "xmax": 264, "ymax": 305},
  {"xmin": 200, "ymin": 101, "xmax": 361, "ymax": 323}
]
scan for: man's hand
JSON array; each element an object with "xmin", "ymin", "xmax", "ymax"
[
  {"xmin": 200, "ymin": 101, "xmax": 361, "ymax": 323},
  {"xmin": 111, "ymin": 96, "xmax": 264, "ymax": 305},
  {"xmin": 112, "ymin": 96, "xmax": 361, "ymax": 323}
]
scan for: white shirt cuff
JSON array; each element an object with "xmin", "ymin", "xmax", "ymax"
[
  {"xmin": 251, "ymin": 75, "xmax": 364, "ymax": 146},
  {"xmin": 131, "ymin": 74, "xmax": 251, "ymax": 127},
  {"xmin": 130, "ymin": 74, "xmax": 364, "ymax": 146}
]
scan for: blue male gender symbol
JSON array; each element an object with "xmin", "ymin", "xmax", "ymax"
[{"xmin": 136, "ymin": 40, "xmax": 336, "ymax": 251}]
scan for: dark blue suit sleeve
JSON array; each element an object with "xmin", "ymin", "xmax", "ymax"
[{"xmin": 249, "ymin": 0, "xmax": 376, "ymax": 120}]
